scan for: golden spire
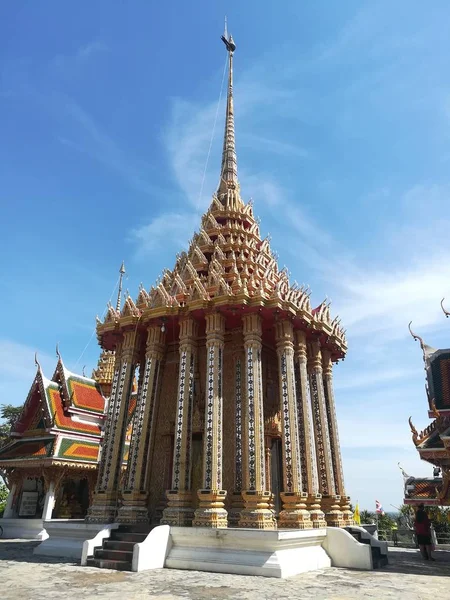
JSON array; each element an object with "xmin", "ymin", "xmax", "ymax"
[
  {"xmin": 217, "ymin": 20, "xmax": 239, "ymax": 205},
  {"xmin": 116, "ymin": 261, "xmax": 126, "ymax": 312}
]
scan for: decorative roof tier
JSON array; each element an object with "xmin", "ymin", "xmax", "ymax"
[
  {"xmin": 96, "ymin": 30, "xmax": 347, "ymax": 362},
  {"xmin": 405, "ymin": 309, "xmax": 450, "ymax": 506}
]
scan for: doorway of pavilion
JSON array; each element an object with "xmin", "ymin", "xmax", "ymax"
[
  {"xmin": 191, "ymin": 433, "xmax": 203, "ymax": 509},
  {"xmin": 270, "ymin": 437, "xmax": 283, "ymax": 517}
]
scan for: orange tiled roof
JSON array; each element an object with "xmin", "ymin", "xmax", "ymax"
[
  {"xmin": 46, "ymin": 385, "xmax": 101, "ymax": 436},
  {"xmin": 0, "ymin": 438, "xmax": 54, "ymax": 461},
  {"xmin": 57, "ymin": 437, "xmax": 99, "ymax": 463}
]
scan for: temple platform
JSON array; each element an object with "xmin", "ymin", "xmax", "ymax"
[
  {"xmin": 166, "ymin": 527, "xmax": 330, "ymax": 578},
  {"xmin": 0, "ymin": 518, "xmax": 48, "ymax": 541},
  {"xmin": 76, "ymin": 524, "xmax": 385, "ymax": 577}
]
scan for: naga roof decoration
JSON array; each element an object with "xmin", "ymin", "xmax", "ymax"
[
  {"xmin": 95, "ymin": 35, "xmax": 346, "ymax": 359},
  {"xmin": 408, "ymin": 321, "xmax": 450, "ymax": 411}
]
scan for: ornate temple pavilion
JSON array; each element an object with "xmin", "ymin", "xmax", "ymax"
[
  {"xmin": 404, "ymin": 308, "xmax": 450, "ymax": 506},
  {"xmin": 0, "ymin": 353, "xmax": 105, "ymax": 536},
  {"xmin": 0, "ymin": 335, "xmax": 136, "ymax": 537},
  {"xmin": 86, "ymin": 31, "xmax": 352, "ymax": 530}
]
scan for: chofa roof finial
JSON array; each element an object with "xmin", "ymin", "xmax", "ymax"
[
  {"xmin": 408, "ymin": 416, "xmax": 419, "ymax": 445},
  {"xmin": 56, "ymin": 343, "xmax": 61, "ymax": 361},
  {"xmin": 441, "ymin": 298, "xmax": 450, "ymax": 318},
  {"xmin": 408, "ymin": 321, "xmax": 426, "ymax": 351},
  {"xmin": 34, "ymin": 352, "xmax": 42, "ymax": 371}
]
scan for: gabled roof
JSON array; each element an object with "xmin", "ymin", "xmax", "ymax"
[
  {"xmin": 8, "ymin": 360, "xmax": 102, "ymax": 441},
  {"xmin": 0, "ymin": 438, "xmax": 54, "ymax": 461},
  {"xmin": 53, "ymin": 358, "xmax": 105, "ymax": 414},
  {"xmin": 404, "ymin": 476, "xmax": 443, "ymax": 505}
]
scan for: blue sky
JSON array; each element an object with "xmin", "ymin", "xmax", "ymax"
[{"xmin": 2, "ymin": 0, "xmax": 450, "ymax": 511}]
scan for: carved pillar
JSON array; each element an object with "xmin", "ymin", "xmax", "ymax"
[
  {"xmin": 322, "ymin": 349, "xmax": 352, "ymax": 526},
  {"xmin": 162, "ymin": 317, "xmax": 198, "ymax": 526},
  {"xmin": 42, "ymin": 480, "xmax": 56, "ymax": 521},
  {"xmin": 87, "ymin": 330, "xmax": 140, "ymax": 523},
  {"xmin": 294, "ymin": 331, "xmax": 325, "ymax": 528},
  {"xmin": 228, "ymin": 334, "xmax": 245, "ymax": 527},
  {"xmin": 193, "ymin": 313, "xmax": 227, "ymax": 527},
  {"xmin": 117, "ymin": 325, "xmax": 165, "ymax": 523},
  {"xmin": 3, "ymin": 482, "xmax": 17, "ymax": 518},
  {"xmin": 275, "ymin": 320, "xmax": 312, "ymax": 529},
  {"xmin": 308, "ymin": 340, "xmax": 343, "ymax": 527},
  {"xmin": 239, "ymin": 313, "xmax": 275, "ymax": 529}
]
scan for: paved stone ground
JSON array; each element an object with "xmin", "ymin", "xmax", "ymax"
[{"xmin": 1, "ymin": 540, "xmax": 449, "ymax": 600}]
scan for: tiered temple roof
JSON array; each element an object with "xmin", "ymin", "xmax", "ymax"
[
  {"xmin": 95, "ymin": 38, "xmax": 347, "ymax": 359},
  {"xmin": 404, "ymin": 308, "xmax": 450, "ymax": 505},
  {"xmin": 0, "ymin": 355, "xmax": 105, "ymax": 469}
]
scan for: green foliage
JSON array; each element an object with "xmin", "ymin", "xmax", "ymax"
[
  {"xmin": 360, "ymin": 510, "xmax": 375, "ymax": 524},
  {"xmin": 0, "ymin": 403, "xmax": 22, "ymax": 448},
  {"xmin": 0, "ymin": 481, "xmax": 9, "ymax": 517}
]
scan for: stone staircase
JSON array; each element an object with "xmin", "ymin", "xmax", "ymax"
[
  {"xmin": 86, "ymin": 524, "xmax": 152, "ymax": 571},
  {"xmin": 345, "ymin": 526, "xmax": 389, "ymax": 569}
]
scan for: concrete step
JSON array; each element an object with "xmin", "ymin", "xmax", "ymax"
[
  {"xmin": 86, "ymin": 557, "xmax": 132, "ymax": 571},
  {"xmin": 94, "ymin": 548, "xmax": 133, "ymax": 562},
  {"xmin": 116, "ymin": 524, "xmax": 152, "ymax": 534},
  {"xmin": 103, "ymin": 539, "xmax": 136, "ymax": 552},
  {"xmin": 110, "ymin": 531, "xmax": 148, "ymax": 543}
]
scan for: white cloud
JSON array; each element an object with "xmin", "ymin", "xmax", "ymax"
[
  {"xmin": 59, "ymin": 101, "xmax": 162, "ymax": 196},
  {"xmin": 0, "ymin": 340, "xmax": 55, "ymax": 407},
  {"xmin": 129, "ymin": 212, "xmax": 198, "ymax": 258}
]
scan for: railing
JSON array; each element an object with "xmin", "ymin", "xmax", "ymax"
[{"xmin": 377, "ymin": 529, "xmax": 450, "ymax": 547}]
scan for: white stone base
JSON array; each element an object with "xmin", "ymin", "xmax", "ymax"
[
  {"xmin": 0, "ymin": 518, "xmax": 48, "ymax": 541},
  {"xmin": 34, "ymin": 520, "xmax": 113, "ymax": 560},
  {"xmin": 323, "ymin": 527, "xmax": 373, "ymax": 569},
  {"xmin": 166, "ymin": 527, "xmax": 330, "ymax": 578}
]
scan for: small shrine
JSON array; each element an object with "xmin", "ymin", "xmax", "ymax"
[
  {"xmin": 85, "ymin": 29, "xmax": 353, "ymax": 531},
  {"xmin": 404, "ymin": 307, "xmax": 450, "ymax": 506}
]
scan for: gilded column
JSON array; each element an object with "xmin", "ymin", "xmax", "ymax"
[
  {"xmin": 161, "ymin": 317, "xmax": 198, "ymax": 526},
  {"xmin": 117, "ymin": 325, "xmax": 165, "ymax": 523},
  {"xmin": 275, "ymin": 320, "xmax": 312, "ymax": 529},
  {"xmin": 308, "ymin": 340, "xmax": 343, "ymax": 527},
  {"xmin": 239, "ymin": 313, "xmax": 275, "ymax": 529},
  {"xmin": 322, "ymin": 349, "xmax": 352, "ymax": 526},
  {"xmin": 228, "ymin": 333, "xmax": 245, "ymax": 527},
  {"xmin": 86, "ymin": 330, "xmax": 140, "ymax": 523},
  {"xmin": 193, "ymin": 312, "xmax": 227, "ymax": 527},
  {"xmin": 294, "ymin": 331, "xmax": 325, "ymax": 528}
]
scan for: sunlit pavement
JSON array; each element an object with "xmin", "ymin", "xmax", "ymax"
[{"xmin": 1, "ymin": 540, "xmax": 449, "ymax": 600}]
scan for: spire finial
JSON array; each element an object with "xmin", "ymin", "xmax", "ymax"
[
  {"xmin": 218, "ymin": 23, "xmax": 238, "ymax": 205},
  {"xmin": 116, "ymin": 261, "xmax": 126, "ymax": 312}
]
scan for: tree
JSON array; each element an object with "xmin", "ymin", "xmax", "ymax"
[
  {"xmin": 0, "ymin": 481, "xmax": 8, "ymax": 517},
  {"xmin": 360, "ymin": 510, "xmax": 375, "ymax": 524},
  {"xmin": 0, "ymin": 404, "xmax": 22, "ymax": 448}
]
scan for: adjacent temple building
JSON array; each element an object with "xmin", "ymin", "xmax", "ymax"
[
  {"xmin": 1, "ymin": 32, "xmax": 352, "ymax": 533},
  {"xmin": 403, "ymin": 308, "xmax": 450, "ymax": 506}
]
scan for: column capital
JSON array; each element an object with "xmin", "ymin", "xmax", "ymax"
[
  {"xmin": 308, "ymin": 339, "xmax": 322, "ymax": 371},
  {"xmin": 121, "ymin": 330, "xmax": 141, "ymax": 362},
  {"xmin": 294, "ymin": 330, "xmax": 308, "ymax": 362},
  {"xmin": 146, "ymin": 324, "xmax": 166, "ymax": 358},
  {"xmin": 321, "ymin": 348, "xmax": 333, "ymax": 377},
  {"xmin": 179, "ymin": 317, "xmax": 199, "ymax": 345},
  {"xmin": 275, "ymin": 319, "xmax": 294, "ymax": 352},
  {"xmin": 205, "ymin": 312, "xmax": 226, "ymax": 341},
  {"xmin": 242, "ymin": 313, "xmax": 262, "ymax": 341}
]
